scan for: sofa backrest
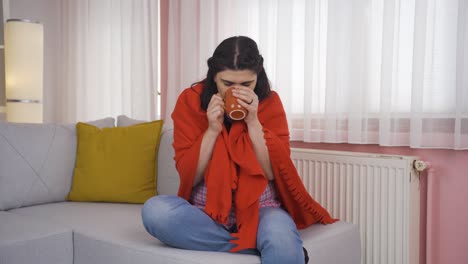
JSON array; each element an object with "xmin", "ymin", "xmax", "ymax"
[
  {"xmin": 0, "ymin": 120, "xmax": 180, "ymax": 211},
  {"xmin": 0, "ymin": 119, "xmax": 114, "ymax": 211},
  {"xmin": 156, "ymin": 127, "xmax": 180, "ymax": 195}
]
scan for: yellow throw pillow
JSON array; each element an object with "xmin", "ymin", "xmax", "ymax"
[{"xmin": 67, "ymin": 120, "xmax": 163, "ymax": 203}]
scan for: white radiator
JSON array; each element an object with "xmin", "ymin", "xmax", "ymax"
[{"xmin": 291, "ymin": 148, "xmax": 423, "ymax": 264}]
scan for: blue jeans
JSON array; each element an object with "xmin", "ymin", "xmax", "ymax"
[{"xmin": 141, "ymin": 195, "xmax": 305, "ymax": 264}]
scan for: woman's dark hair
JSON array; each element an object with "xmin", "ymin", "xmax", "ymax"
[{"xmin": 193, "ymin": 36, "xmax": 271, "ymax": 110}]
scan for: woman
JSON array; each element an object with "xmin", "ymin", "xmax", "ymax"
[{"xmin": 142, "ymin": 36, "xmax": 336, "ymax": 264}]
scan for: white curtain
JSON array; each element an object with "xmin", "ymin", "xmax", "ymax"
[
  {"xmin": 58, "ymin": 0, "xmax": 159, "ymax": 123},
  {"xmin": 166, "ymin": 0, "xmax": 468, "ymax": 149}
]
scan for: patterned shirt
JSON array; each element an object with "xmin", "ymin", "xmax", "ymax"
[{"xmin": 190, "ymin": 180, "xmax": 282, "ymax": 229}]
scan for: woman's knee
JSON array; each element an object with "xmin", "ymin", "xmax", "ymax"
[
  {"xmin": 257, "ymin": 207, "xmax": 304, "ymax": 263},
  {"xmin": 141, "ymin": 195, "xmax": 187, "ymax": 234}
]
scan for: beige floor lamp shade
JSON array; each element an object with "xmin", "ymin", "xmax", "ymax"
[{"xmin": 4, "ymin": 19, "xmax": 44, "ymax": 123}]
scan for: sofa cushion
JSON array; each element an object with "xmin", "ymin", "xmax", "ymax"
[
  {"xmin": 67, "ymin": 120, "xmax": 163, "ymax": 203},
  {"xmin": 0, "ymin": 211, "xmax": 73, "ymax": 264},
  {"xmin": 0, "ymin": 118, "xmax": 115, "ymax": 210},
  {"xmin": 9, "ymin": 202, "xmax": 260, "ymax": 264},
  {"xmin": 10, "ymin": 202, "xmax": 360, "ymax": 264},
  {"xmin": 299, "ymin": 220, "xmax": 361, "ymax": 264}
]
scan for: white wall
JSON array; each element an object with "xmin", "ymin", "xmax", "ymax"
[{"xmin": 8, "ymin": 0, "xmax": 62, "ymax": 122}]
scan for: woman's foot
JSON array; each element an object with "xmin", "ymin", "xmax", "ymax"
[{"xmin": 303, "ymin": 247, "xmax": 309, "ymax": 264}]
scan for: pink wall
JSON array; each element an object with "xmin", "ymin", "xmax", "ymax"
[{"xmin": 291, "ymin": 141, "xmax": 468, "ymax": 264}]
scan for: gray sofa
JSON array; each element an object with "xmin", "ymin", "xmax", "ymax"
[{"xmin": 0, "ymin": 118, "xmax": 361, "ymax": 264}]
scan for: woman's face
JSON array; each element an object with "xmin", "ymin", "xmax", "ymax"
[{"xmin": 214, "ymin": 69, "xmax": 258, "ymax": 98}]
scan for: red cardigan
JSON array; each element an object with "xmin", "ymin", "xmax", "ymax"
[{"xmin": 171, "ymin": 84, "xmax": 337, "ymax": 252}]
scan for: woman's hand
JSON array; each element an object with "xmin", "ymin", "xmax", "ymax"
[
  {"xmin": 232, "ymin": 86, "xmax": 259, "ymax": 125},
  {"xmin": 206, "ymin": 93, "xmax": 224, "ymax": 135}
]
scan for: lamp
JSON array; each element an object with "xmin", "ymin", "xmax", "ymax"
[{"xmin": 4, "ymin": 19, "xmax": 44, "ymax": 123}]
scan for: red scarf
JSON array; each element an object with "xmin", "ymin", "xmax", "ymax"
[{"xmin": 172, "ymin": 84, "xmax": 337, "ymax": 252}]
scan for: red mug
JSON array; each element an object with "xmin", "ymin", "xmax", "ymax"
[{"xmin": 224, "ymin": 87, "xmax": 247, "ymax": 120}]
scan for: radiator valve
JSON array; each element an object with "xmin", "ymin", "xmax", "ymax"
[{"xmin": 413, "ymin": 160, "xmax": 428, "ymax": 172}]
